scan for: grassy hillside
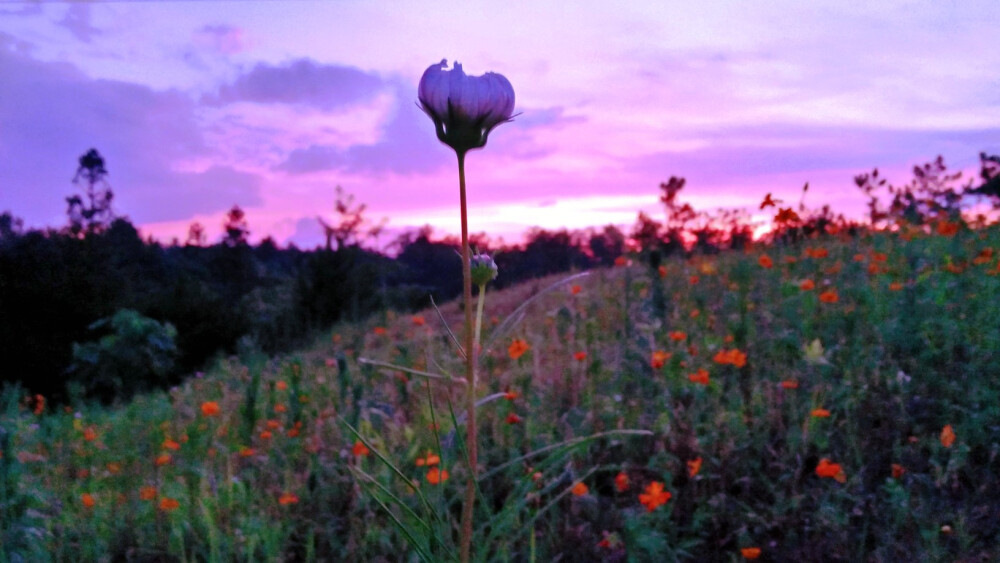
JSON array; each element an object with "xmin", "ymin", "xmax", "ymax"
[{"xmin": 3, "ymin": 223, "xmax": 1000, "ymax": 561}]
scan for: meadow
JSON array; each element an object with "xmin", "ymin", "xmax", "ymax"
[{"xmin": 3, "ymin": 211, "xmax": 1000, "ymax": 562}]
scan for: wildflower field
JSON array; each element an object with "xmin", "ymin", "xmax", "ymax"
[{"xmin": 4, "ymin": 219, "xmax": 1000, "ymax": 561}]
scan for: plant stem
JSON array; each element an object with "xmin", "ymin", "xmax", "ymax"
[
  {"xmin": 474, "ymin": 284, "xmax": 487, "ymax": 351},
  {"xmin": 457, "ymin": 150, "xmax": 477, "ymax": 563}
]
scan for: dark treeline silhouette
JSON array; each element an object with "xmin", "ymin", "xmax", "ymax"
[
  {"xmin": 0, "ymin": 211, "xmax": 633, "ymax": 404},
  {"xmin": 2, "ymin": 149, "xmax": 998, "ymax": 404}
]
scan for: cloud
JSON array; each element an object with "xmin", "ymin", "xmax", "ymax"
[
  {"xmin": 132, "ymin": 166, "xmax": 264, "ymax": 223},
  {"xmin": 193, "ymin": 24, "xmax": 246, "ymax": 55},
  {"xmin": 206, "ymin": 58, "xmax": 386, "ymax": 110},
  {"xmin": 631, "ymin": 124, "xmax": 1000, "ymax": 185},
  {"xmin": 0, "ymin": 37, "xmax": 260, "ymax": 226},
  {"xmin": 514, "ymin": 106, "xmax": 586, "ymax": 130},
  {"xmin": 275, "ymin": 83, "xmax": 450, "ymax": 176},
  {"xmin": 59, "ymin": 4, "xmax": 100, "ymax": 43},
  {"xmin": 274, "ymin": 93, "xmax": 582, "ymax": 177},
  {"xmin": 286, "ymin": 216, "xmax": 325, "ymax": 250}
]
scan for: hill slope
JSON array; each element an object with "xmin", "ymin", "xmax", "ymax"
[{"xmin": 4, "ymin": 225, "xmax": 1000, "ymax": 561}]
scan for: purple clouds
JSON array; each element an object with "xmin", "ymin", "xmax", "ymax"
[{"xmin": 206, "ymin": 59, "xmax": 385, "ymax": 110}]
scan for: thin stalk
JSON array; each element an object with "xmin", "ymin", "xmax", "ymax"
[
  {"xmin": 457, "ymin": 150, "xmax": 477, "ymax": 563},
  {"xmin": 474, "ymin": 284, "xmax": 487, "ymax": 352}
]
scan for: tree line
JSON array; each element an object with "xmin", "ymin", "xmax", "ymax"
[{"xmin": 3, "ymin": 149, "xmax": 997, "ymax": 404}]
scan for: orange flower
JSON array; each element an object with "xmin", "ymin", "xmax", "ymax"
[
  {"xmin": 889, "ymin": 281, "xmax": 903, "ymax": 291},
  {"xmin": 570, "ymin": 284, "xmax": 582, "ymax": 295},
  {"xmin": 806, "ymin": 247, "xmax": 829, "ymax": 259},
  {"xmin": 411, "ymin": 315, "xmax": 426, "ymax": 326},
  {"xmin": 158, "ymin": 497, "xmax": 180, "ymax": 512},
  {"xmin": 33, "ymin": 394, "xmax": 45, "ymax": 415},
  {"xmin": 81, "ymin": 493, "xmax": 96, "ymax": 509},
  {"xmin": 352, "ymin": 440, "xmax": 370, "ymax": 457},
  {"xmin": 416, "ymin": 452, "xmax": 440, "ymax": 467},
  {"xmin": 657, "ymin": 265, "xmax": 667, "ymax": 278},
  {"xmin": 811, "ymin": 408, "xmax": 831, "ymax": 418},
  {"xmin": 273, "ymin": 403, "xmax": 287, "ymax": 413},
  {"xmin": 781, "ymin": 380, "xmax": 799, "ymax": 389},
  {"xmin": 278, "ymin": 492, "xmax": 299, "ymax": 505},
  {"xmin": 239, "ymin": 447, "xmax": 256, "ymax": 458},
  {"xmin": 573, "ymin": 351, "xmax": 587, "ymax": 362},
  {"xmin": 505, "ymin": 413, "xmax": 522, "ymax": 424},
  {"xmin": 688, "ymin": 275, "xmax": 699, "ymax": 285},
  {"xmin": 741, "ymin": 547, "xmax": 762, "ymax": 559},
  {"xmin": 426, "ymin": 467, "xmax": 449, "ymax": 484},
  {"xmin": 259, "ymin": 430, "xmax": 273, "ymax": 441},
  {"xmin": 799, "ymin": 279, "xmax": 815, "ymax": 291},
  {"xmin": 614, "ymin": 256, "xmax": 628, "ymax": 267},
  {"xmin": 139, "ymin": 486, "xmax": 157, "ymax": 501},
  {"xmin": 853, "ymin": 253, "xmax": 866, "ymax": 262},
  {"xmin": 713, "ymin": 349, "xmax": 747, "ymax": 368},
  {"xmin": 275, "ymin": 380, "xmax": 288, "ymax": 391},
  {"xmin": 689, "ymin": 309, "xmax": 700, "ymax": 319},
  {"xmin": 154, "ymin": 453, "xmax": 171, "ymax": 467},
  {"xmin": 106, "ymin": 462, "xmax": 121, "ymax": 474},
  {"xmin": 162, "ymin": 438, "xmax": 180, "ymax": 451},
  {"xmin": 200, "ymin": 401, "xmax": 220, "ymax": 417},
  {"xmin": 266, "ymin": 419, "xmax": 281, "ymax": 430},
  {"xmin": 373, "ymin": 326, "xmax": 387, "ymax": 335},
  {"xmin": 871, "ymin": 252, "xmax": 888, "ymax": 262},
  {"xmin": 651, "ymin": 350, "xmax": 672, "ymax": 369},
  {"xmin": 815, "ymin": 458, "xmax": 846, "ymax": 482},
  {"xmin": 571, "ymin": 481, "xmax": 589, "ymax": 496},
  {"xmin": 669, "ymin": 331, "xmax": 687, "ymax": 342},
  {"xmin": 940, "ymin": 424, "xmax": 956, "ymax": 448},
  {"xmin": 892, "ymin": 463, "xmax": 906, "ymax": 479},
  {"xmin": 503, "ymin": 389, "xmax": 520, "ymax": 401},
  {"xmin": 614, "ymin": 472, "xmax": 630, "ymax": 492},
  {"xmin": 936, "ymin": 221, "xmax": 959, "ymax": 236},
  {"xmin": 687, "ymin": 457, "xmax": 702, "ymax": 477},
  {"xmin": 638, "ymin": 481, "xmax": 671, "ymax": 512},
  {"xmin": 508, "ymin": 338, "xmax": 530, "ymax": 360},
  {"xmin": 688, "ymin": 369, "xmax": 710, "ymax": 385},
  {"xmin": 757, "ymin": 254, "xmax": 773, "ymax": 269},
  {"xmin": 819, "ymin": 289, "xmax": 839, "ymax": 303}
]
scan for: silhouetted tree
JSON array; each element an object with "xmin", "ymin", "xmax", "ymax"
[
  {"xmin": 317, "ymin": 186, "xmax": 385, "ymax": 251},
  {"xmin": 0, "ymin": 211, "xmax": 23, "ymax": 242},
  {"xmin": 969, "ymin": 152, "xmax": 1000, "ymax": 204},
  {"xmin": 186, "ymin": 221, "xmax": 206, "ymax": 247},
  {"xmin": 222, "ymin": 205, "xmax": 249, "ymax": 247},
  {"xmin": 587, "ymin": 224, "xmax": 626, "ymax": 266},
  {"xmin": 66, "ymin": 148, "xmax": 114, "ymax": 236}
]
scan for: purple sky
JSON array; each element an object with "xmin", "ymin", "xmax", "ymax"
[{"xmin": 2, "ymin": 1, "xmax": 998, "ymax": 248}]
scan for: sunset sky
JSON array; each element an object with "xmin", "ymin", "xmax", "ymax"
[{"xmin": 2, "ymin": 1, "xmax": 998, "ymax": 248}]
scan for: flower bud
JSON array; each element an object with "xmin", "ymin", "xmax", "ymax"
[
  {"xmin": 418, "ymin": 60, "xmax": 515, "ymax": 153},
  {"xmin": 470, "ymin": 253, "xmax": 499, "ymax": 286}
]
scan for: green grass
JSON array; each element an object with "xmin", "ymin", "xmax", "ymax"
[{"xmin": 4, "ymin": 224, "xmax": 1000, "ymax": 561}]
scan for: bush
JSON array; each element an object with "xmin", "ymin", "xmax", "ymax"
[{"xmin": 67, "ymin": 309, "xmax": 177, "ymax": 402}]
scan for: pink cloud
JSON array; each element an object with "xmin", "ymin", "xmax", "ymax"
[{"xmin": 193, "ymin": 24, "xmax": 246, "ymax": 55}]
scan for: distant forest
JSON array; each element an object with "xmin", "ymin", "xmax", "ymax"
[{"xmin": 2, "ymin": 149, "xmax": 998, "ymax": 404}]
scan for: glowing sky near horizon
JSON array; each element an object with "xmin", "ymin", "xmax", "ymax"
[{"xmin": 2, "ymin": 1, "xmax": 998, "ymax": 248}]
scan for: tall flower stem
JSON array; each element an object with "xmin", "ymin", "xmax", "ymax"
[{"xmin": 457, "ymin": 150, "xmax": 477, "ymax": 563}]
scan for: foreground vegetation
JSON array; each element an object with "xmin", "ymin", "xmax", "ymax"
[{"xmin": 4, "ymin": 215, "xmax": 1000, "ymax": 561}]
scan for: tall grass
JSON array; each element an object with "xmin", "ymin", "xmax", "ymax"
[{"xmin": 3, "ymin": 222, "xmax": 1000, "ymax": 561}]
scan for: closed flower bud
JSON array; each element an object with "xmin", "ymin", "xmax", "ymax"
[
  {"xmin": 470, "ymin": 253, "xmax": 499, "ymax": 286},
  {"xmin": 419, "ymin": 60, "xmax": 515, "ymax": 153}
]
